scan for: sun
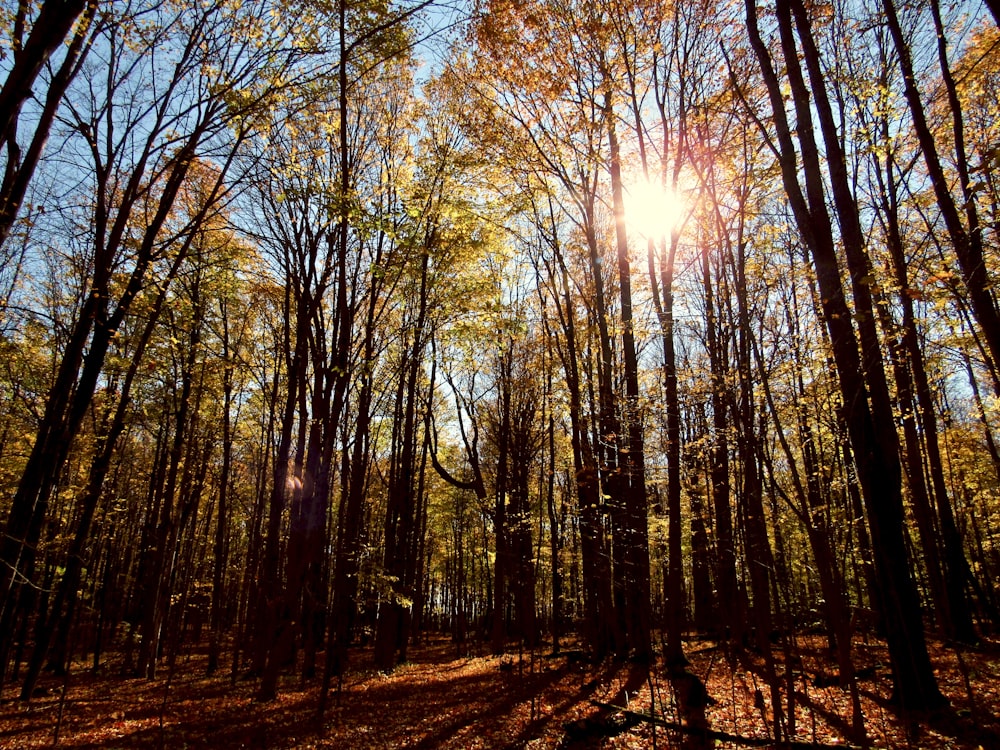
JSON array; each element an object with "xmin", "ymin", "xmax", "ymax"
[{"xmin": 624, "ymin": 179, "xmax": 687, "ymax": 240}]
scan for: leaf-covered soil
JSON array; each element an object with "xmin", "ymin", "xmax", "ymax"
[{"xmin": 1, "ymin": 635, "xmax": 998, "ymax": 749}]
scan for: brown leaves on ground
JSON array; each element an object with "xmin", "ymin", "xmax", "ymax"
[{"xmin": 1, "ymin": 635, "xmax": 998, "ymax": 749}]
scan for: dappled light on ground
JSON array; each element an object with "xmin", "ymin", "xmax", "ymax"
[{"xmin": 2, "ymin": 636, "xmax": 998, "ymax": 749}]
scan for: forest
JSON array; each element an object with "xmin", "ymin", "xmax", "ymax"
[{"xmin": 1, "ymin": 0, "xmax": 1000, "ymax": 747}]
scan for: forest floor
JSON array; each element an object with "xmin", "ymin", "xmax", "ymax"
[{"xmin": 0, "ymin": 634, "xmax": 998, "ymax": 749}]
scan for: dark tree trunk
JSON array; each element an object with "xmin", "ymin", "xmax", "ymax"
[
  {"xmin": 490, "ymin": 355, "xmax": 511, "ymax": 654},
  {"xmin": 507, "ymin": 374, "xmax": 540, "ymax": 648},
  {"xmin": 0, "ymin": 0, "xmax": 95, "ymax": 248},
  {"xmin": 545, "ymin": 402, "xmax": 563, "ymax": 651},
  {"xmin": 687, "ymin": 450, "xmax": 715, "ymax": 635},
  {"xmin": 605, "ymin": 87, "xmax": 652, "ymax": 662},
  {"xmin": 375, "ymin": 241, "xmax": 431, "ymax": 672},
  {"xmin": 255, "ymin": 304, "xmax": 305, "ymax": 699},
  {"xmin": 322, "ymin": 271, "xmax": 380, "ymax": 697},
  {"xmin": 539, "ymin": 210, "xmax": 614, "ymax": 658},
  {"xmin": 581, "ymin": 190, "xmax": 627, "ymax": 657},
  {"xmin": 647, "ymin": 227, "xmax": 686, "ymax": 668},
  {"xmin": 745, "ymin": 0, "xmax": 945, "ymax": 710},
  {"xmin": 208, "ymin": 310, "xmax": 234, "ymax": 675}
]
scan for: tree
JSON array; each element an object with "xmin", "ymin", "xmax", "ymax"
[
  {"xmin": 742, "ymin": 0, "xmax": 945, "ymax": 710},
  {"xmin": 0, "ymin": 0, "xmax": 97, "ymax": 248},
  {"xmin": 0, "ymin": 0, "xmax": 318, "ymax": 688},
  {"xmin": 458, "ymin": 0, "xmax": 661, "ymax": 658}
]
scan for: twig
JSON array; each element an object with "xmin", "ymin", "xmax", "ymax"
[{"xmin": 589, "ymin": 700, "xmax": 872, "ymax": 750}]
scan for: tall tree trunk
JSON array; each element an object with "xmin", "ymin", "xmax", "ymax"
[
  {"xmin": 537, "ymin": 208, "xmax": 614, "ymax": 658},
  {"xmin": 733, "ymin": 230, "xmax": 785, "ymax": 741},
  {"xmin": 322, "ymin": 270, "xmax": 380, "ymax": 700},
  {"xmin": 490, "ymin": 351, "xmax": 512, "ymax": 654},
  {"xmin": 604, "ymin": 80, "xmax": 652, "ymax": 660},
  {"xmin": 255, "ymin": 301, "xmax": 306, "ymax": 700},
  {"xmin": 581, "ymin": 189, "xmax": 627, "ymax": 656},
  {"xmin": 375, "ymin": 242, "xmax": 431, "ymax": 671},
  {"xmin": 745, "ymin": 0, "xmax": 945, "ymax": 710},
  {"xmin": 20, "ymin": 254, "xmax": 181, "ymax": 696},
  {"xmin": 208, "ymin": 309, "xmax": 234, "ymax": 675},
  {"xmin": 544, "ymin": 355, "xmax": 563, "ymax": 652}
]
